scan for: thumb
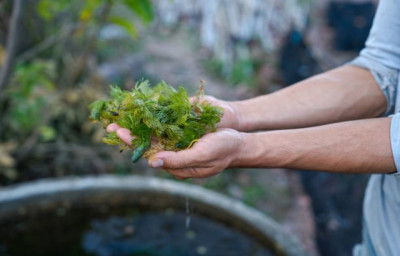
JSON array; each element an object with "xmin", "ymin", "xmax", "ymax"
[{"xmin": 149, "ymin": 149, "xmax": 200, "ymax": 169}]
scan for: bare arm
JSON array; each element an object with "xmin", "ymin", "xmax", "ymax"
[
  {"xmin": 151, "ymin": 117, "xmax": 395, "ymax": 179},
  {"xmin": 235, "ymin": 117, "xmax": 395, "ymax": 174},
  {"xmin": 229, "ymin": 65, "xmax": 387, "ymax": 131}
]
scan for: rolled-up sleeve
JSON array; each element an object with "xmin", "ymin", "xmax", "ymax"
[
  {"xmin": 351, "ymin": 56, "xmax": 398, "ymax": 116},
  {"xmin": 349, "ymin": 0, "xmax": 400, "ymax": 174}
]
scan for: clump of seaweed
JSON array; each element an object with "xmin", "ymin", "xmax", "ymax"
[{"xmin": 89, "ymin": 80, "xmax": 223, "ymax": 163}]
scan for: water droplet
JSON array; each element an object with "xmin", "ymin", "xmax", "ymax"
[
  {"xmin": 196, "ymin": 246, "xmax": 208, "ymax": 255},
  {"xmin": 186, "ymin": 230, "xmax": 196, "ymax": 239},
  {"xmin": 185, "ymin": 196, "xmax": 191, "ymax": 229}
]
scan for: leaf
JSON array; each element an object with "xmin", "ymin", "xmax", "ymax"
[
  {"xmin": 39, "ymin": 125, "xmax": 56, "ymax": 142},
  {"xmin": 37, "ymin": 0, "xmax": 70, "ymax": 21},
  {"xmin": 123, "ymin": 0, "xmax": 154, "ymax": 24},
  {"xmin": 102, "ymin": 132, "xmax": 122, "ymax": 145},
  {"xmin": 79, "ymin": 9, "xmax": 93, "ymax": 22},
  {"xmin": 88, "ymin": 100, "xmax": 106, "ymax": 120},
  {"xmin": 79, "ymin": 0, "xmax": 103, "ymax": 22},
  {"xmin": 110, "ymin": 85, "xmax": 123, "ymax": 97},
  {"xmin": 131, "ymin": 139, "xmax": 151, "ymax": 163},
  {"xmin": 37, "ymin": 0, "xmax": 52, "ymax": 21},
  {"xmin": 109, "ymin": 16, "xmax": 138, "ymax": 39}
]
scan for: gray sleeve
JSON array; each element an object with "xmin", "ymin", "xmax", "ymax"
[
  {"xmin": 351, "ymin": 57, "xmax": 398, "ymax": 116},
  {"xmin": 356, "ymin": 0, "xmax": 400, "ymax": 70}
]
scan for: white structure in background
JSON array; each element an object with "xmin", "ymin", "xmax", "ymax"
[{"xmin": 152, "ymin": 0, "xmax": 310, "ymax": 74}]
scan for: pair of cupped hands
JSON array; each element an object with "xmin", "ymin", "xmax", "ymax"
[{"xmin": 107, "ymin": 96, "xmax": 245, "ymax": 179}]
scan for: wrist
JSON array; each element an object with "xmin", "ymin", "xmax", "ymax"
[
  {"xmin": 231, "ymin": 97, "xmax": 270, "ymax": 132},
  {"xmin": 230, "ymin": 131, "xmax": 292, "ymax": 168},
  {"xmin": 230, "ymin": 132, "xmax": 264, "ymax": 167},
  {"xmin": 229, "ymin": 101, "xmax": 248, "ymax": 131}
]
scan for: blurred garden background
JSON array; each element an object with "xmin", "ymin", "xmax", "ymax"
[{"xmin": 0, "ymin": 0, "xmax": 379, "ymax": 255}]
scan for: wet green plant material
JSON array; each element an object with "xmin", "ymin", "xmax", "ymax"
[{"xmin": 89, "ymin": 81, "xmax": 223, "ymax": 163}]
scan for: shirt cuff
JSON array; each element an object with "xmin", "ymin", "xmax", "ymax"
[
  {"xmin": 349, "ymin": 56, "xmax": 398, "ymax": 116},
  {"xmin": 390, "ymin": 114, "xmax": 400, "ymax": 176}
]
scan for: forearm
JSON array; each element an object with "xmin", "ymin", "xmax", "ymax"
[
  {"xmin": 233, "ymin": 65, "xmax": 387, "ymax": 131},
  {"xmin": 235, "ymin": 117, "xmax": 396, "ymax": 174}
]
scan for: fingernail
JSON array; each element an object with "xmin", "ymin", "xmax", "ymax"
[
  {"xmin": 151, "ymin": 159, "xmax": 164, "ymax": 168},
  {"xmin": 106, "ymin": 123, "xmax": 120, "ymax": 132}
]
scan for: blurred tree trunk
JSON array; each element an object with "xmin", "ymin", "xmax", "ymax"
[
  {"xmin": 0, "ymin": 0, "xmax": 23, "ymax": 96},
  {"xmin": 0, "ymin": 0, "xmax": 44, "ymax": 139},
  {"xmin": 0, "ymin": 0, "xmax": 43, "ymax": 98},
  {"xmin": 0, "ymin": 1, "xmax": 12, "ymax": 46}
]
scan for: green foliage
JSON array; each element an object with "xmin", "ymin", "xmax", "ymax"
[
  {"xmin": 79, "ymin": 0, "xmax": 104, "ymax": 22},
  {"xmin": 8, "ymin": 60, "xmax": 56, "ymax": 135},
  {"xmin": 204, "ymin": 58, "xmax": 255, "ymax": 86},
  {"xmin": 89, "ymin": 81, "xmax": 223, "ymax": 162},
  {"xmin": 37, "ymin": 0, "xmax": 71, "ymax": 21},
  {"xmin": 38, "ymin": 125, "xmax": 57, "ymax": 142},
  {"xmin": 231, "ymin": 58, "xmax": 255, "ymax": 85},
  {"xmin": 37, "ymin": 0, "xmax": 154, "ymax": 39},
  {"xmin": 1, "ymin": 0, "xmax": 156, "ymax": 182},
  {"xmin": 109, "ymin": 16, "xmax": 138, "ymax": 39},
  {"xmin": 123, "ymin": 0, "xmax": 154, "ymax": 24},
  {"xmin": 13, "ymin": 60, "xmax": 55, "ymax": 97},
  {"xmin": 242, "ymin": 184, "xmax": 266, "ymax": 206}
]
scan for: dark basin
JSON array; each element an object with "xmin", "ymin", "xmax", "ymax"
[{"xmin": 0, "ymin": 175, "xmax": 308, "ymax": 256}]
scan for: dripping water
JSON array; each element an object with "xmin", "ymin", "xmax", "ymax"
[{"xmin": 185, "ymin": 196, "xmax": 191, "ymax": 229}]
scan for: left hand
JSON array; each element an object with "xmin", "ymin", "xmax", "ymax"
[
  {"xmin": 107, "ymin": 123, "xmax": 244, "ymax": 179},
  {"xmin": 148, "ymin": 128, "xmax": 244, "ymax": 179}
]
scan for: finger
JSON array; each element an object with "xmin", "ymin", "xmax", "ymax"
[
  {"xmin": 173, "ymin": 175, "xmax": 187, "ymax": 180},
  {"xmin": 203, "ymin": 96, "xmax": 217, "ymax": 105},
  {"xmin": 149, "ymin": 149, "xmax": 202, "ymax": 169},
  {"xmin": 161, "ymin": 167, "xmax": 188, "ymax": 180},
  {"xmin": 107, "ymin": 123, "xmax": 121, "ymax": 132},
  {"xmin": 116, "ymin": 128, "xmax": 135, "ymax": 146},
  {"xmin": 147, "ymin": 158, "xmax": 164, "ymax": 169},
  {"xmin": 167, "ymin": 167, "xmax": 216, "ymax": 179},
  {"xmin": 165, "ymin": 168, "xmax": 191, "ymax": 179}
]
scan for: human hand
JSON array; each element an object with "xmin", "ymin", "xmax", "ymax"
[
  {"xmin": 107, "ymin": 124, "xmax": 244, "ymax": 179},
  {"xmin": 106, "ymin": 95, "xmax": 245, "ymax": 178},
  {"xmin": 148, "ymin": 128, "xmax": 244, "ymax": 179}
]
